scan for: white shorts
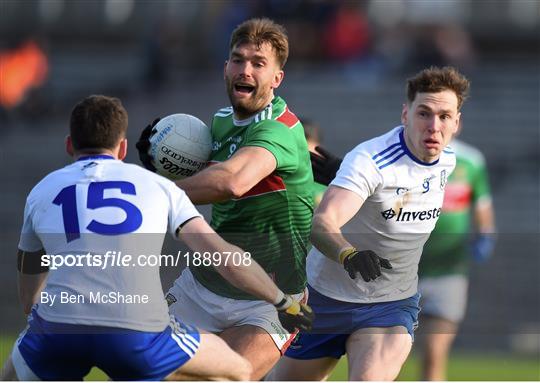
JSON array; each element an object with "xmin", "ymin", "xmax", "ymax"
[
  {"xmin": 418, "ymin": 274, "xmax": 469, "ymax": 323},
  {"xmin": 166, "ymin": 268, "xmax": 306, "ymax": 352}
]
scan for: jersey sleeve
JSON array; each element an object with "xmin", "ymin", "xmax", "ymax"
[
  {"xmin": 166, "ymin": 183, "xmax": 203, "ymax": 237},
  {"xmin": 18, "ymin": 197, "xmax": 43, "ymax": 252},
  {"xmin": 330, "ymin": 148, "xmax": 383, "ymax": 200},
  {"xmin": 243, "ymin": 120, "xmax": 298, "ymax": 173}
]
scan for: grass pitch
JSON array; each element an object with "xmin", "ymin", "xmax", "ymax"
[{"xmin": 2, "ymin": 334, "xmax": 538, "ymax": 380}]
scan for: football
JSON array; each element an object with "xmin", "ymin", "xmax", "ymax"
[{"xmin": 148, "ymin": 114, "xmax": 212, "ymax": 180}]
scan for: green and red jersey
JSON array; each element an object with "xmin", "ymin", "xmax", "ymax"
[
  {"xmin": 419, "ymin": 139, "xmax": 491, "ymax": 276},
  {"xmin": 190, "ymin": 96, "xmax": 314, "ymax": 299}
]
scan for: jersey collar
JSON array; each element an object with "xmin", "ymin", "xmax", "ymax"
[
  {"xmin": 232, "ymin": 96, "xmax": 279, "ymax": 126},
  {"xmin": 233, "ymin": 115, "xmax": 256, "ymax": 126},
  {"xmin": 76, "ymin": 155, "xmax": 116, "ymax": 162}
]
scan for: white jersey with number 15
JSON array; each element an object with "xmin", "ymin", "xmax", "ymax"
[{"xmin": 18, "ymin": 155, "xmax": 201, "ymax": 331}]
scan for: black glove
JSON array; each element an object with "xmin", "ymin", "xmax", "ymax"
[
  {"xmin": 135, "ymin": 118, "xmax": 161, "ymax": 172},
  {"xmin": 340, "ymin": 248, "xmax": 392, "ymax": 282},
  {"xmin": 310, "ymin": 146, "xmax": 343, "ymax": 186},
  {"xmin": 275, "ymin": 295, "xmax": 314, "ymax": 333}
]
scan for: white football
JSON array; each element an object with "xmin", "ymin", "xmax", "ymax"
[{"xmin": 148, "ymin": 114, "xmax": 212, "ymax": 180}]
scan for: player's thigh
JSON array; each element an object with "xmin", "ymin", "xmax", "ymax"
[
  {"xmin": 268, "ymin": 355, "xmax": 339, "ymax": 381},
  {"xmin": 1, "ymin": 355, "xmax": 18, "ymax": 381},
  {"xmin": 346, "ymin": 326, "xmax": 412, "ymax": 381},
  {"xmin": 220, "ymin": 325, "xmax": 281, "ymax": 380},
  {"xmin": 167, "ymin": 332, "xmax": 251, "ymax": 381}
]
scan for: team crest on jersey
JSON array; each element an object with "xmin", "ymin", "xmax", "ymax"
[{"xmin": 440, "ymin": 170, "xmax": 447, "ymax": 190}]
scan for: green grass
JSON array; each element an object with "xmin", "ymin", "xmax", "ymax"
[
  {"xmin": 2, "ymin": 334, "xmax": 538, "ymax": 381},
  {"xmin": 328, "ymin": 353, "xmax": 540, "ymax": 381}
]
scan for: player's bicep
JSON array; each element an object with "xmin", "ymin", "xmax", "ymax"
[{"xmin": 315, "ymin": 185, "xmax": 364, "ymax": 229}]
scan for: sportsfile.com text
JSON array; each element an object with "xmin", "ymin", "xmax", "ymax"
[{"xmin": 41, "ymin": 251, "xmax": 252, "ymax": 270}]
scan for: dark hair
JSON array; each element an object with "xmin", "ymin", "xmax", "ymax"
[
  {"xmin": 230, "ymin": 18, "xmax": 289, "ymax": 69},
  {"xmin": 407, "ymin": 66, "xmax": 470, "ymax": 109},
  {"xmin": 70, "ymin": 95, "xmax": 128, "ymax": 151}
]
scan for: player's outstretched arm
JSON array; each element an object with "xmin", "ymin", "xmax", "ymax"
[
  {"xmin": 179, "ymin": 216, "xmax": 280, "ymax": 302},
  {"xmin": 312, "ymin": 186, "xmax": 391, "ymax": 281},
  {"xmin": 175, "ymin": 146, "xmax": 277, "ymax": 204},
  {"xmin": 311, "ymin": 186, "xmax": 365, "ymax": 260}
]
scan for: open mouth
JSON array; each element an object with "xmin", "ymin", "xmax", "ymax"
[
  {"xmin": 424, "ymin": 138, "xmax": 440, "ymax": 148},
  {"xmin": 234, "ymin": 83, "xmax": 255, "ymax": 95}
]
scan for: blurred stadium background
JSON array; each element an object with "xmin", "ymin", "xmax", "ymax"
[{"xmin": 1, "ymin": 0, "xmax": 538, "ymax": 380}]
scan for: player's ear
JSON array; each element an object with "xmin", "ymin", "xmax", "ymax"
[
  {"xmin": 223, "ymin": 60, "xmax": 228, "ymax": 80},
  {"xmin": 400, "ymin": 104, "xmax": 408, "ymax": 125},
  {"xmin": 117, "ymin": 138, "xmax": 127, "ymax": 160},
  {"xmin": 65, "ymin": 135, "xmax": 74, "ymax": 156},
  {"xmin": 271, "ymin": 70, "xmax": 284, "ymax": 89},
  {"xmin": 453, "ymin": 112, "xmax": 461, "ymax": 134}
]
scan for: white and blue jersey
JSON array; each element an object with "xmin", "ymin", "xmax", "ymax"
[
  {"xmin": 287, "ymin": 126, "xmax": 455, "ymax": 360},
  {"xmin": 308, "ymin": 126, "xmax": 456, "ymax": 303},
  {"xmin": 14, "ymin": 155, "xmax": 202, "ymax": 380}
]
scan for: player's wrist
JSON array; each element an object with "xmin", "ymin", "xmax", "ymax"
[
  {"xmin": 273, "ymin": 290, "xmax": 285, "ymax": 306},
  {"xmin": 338, "ymin": 247, "xmax": 357, "ymax": 264},
  {"xmin": 274, "ymin": 293, "xmax": 293, "ymax": 311}
]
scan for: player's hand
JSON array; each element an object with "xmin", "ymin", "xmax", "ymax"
[
  {"xmin": 135, "ymin": 118, "xmax": 161, "ymax": 172},
  {"xmin": 275, "ymin": 295, "xmax": 314, "ymax": 333},
  {"xmin": 471, "ymin": 233, "xmax": 496, "ymax": 263},
  {"xmin": 340, "ymin": 248, "xmax": 392, "ymax": 282},
  {"xmin": 310, "ymin": 146, "xmax": 343, "ymax": 186}
]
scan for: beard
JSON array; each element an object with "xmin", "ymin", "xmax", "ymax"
[{"xmin": 225, "ymin": 77, "xmax": 271, "ymax": 118}]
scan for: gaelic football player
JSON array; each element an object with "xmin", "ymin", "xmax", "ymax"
[
  {"xmin": 137, "ymin": 18, "xmax": 314, "ymax": 380},
  {"xmin": 2, "ymin": 95, "xmax": 311, "ymax": 381},
  {"xmin": 271, "ymin": 66, "xmax": 471, "ymax": 380}
]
